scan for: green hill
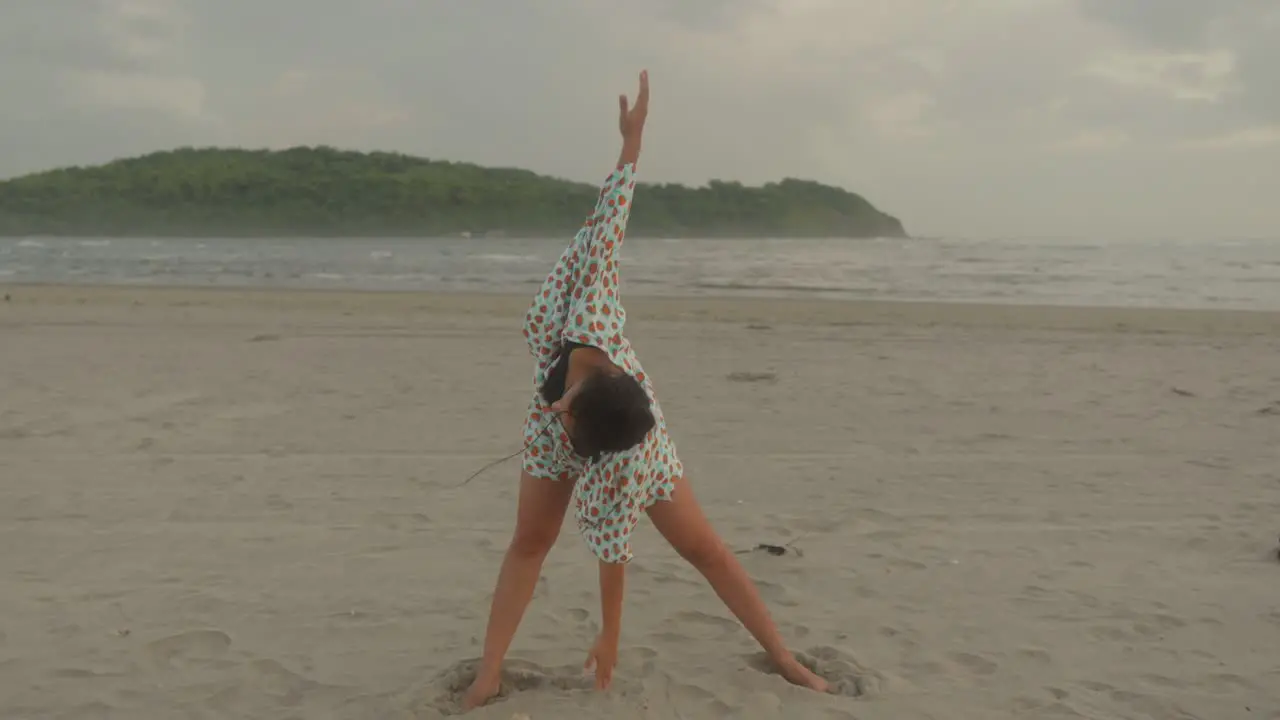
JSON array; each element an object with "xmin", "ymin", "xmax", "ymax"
[{"xmin": 0, "ymin": 146, "xmax": 907, "ymax": 239}]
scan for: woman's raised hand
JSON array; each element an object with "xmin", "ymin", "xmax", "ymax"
[{"xmin": 618, "ymin": 70, "xmax": 649, "ymax": 141}]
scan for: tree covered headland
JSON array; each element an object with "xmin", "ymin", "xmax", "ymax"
[{"xmin": 0, "ymin": 146, "xmax": 908, "ymax": 239}]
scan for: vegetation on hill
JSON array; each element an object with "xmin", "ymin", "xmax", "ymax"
[{"xmin": 0, "ymin": 146, "xmax": 907, "ymax": 239}]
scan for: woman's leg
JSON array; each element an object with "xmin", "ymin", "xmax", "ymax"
[
  {"xmin": 646, "ymin": 476, "xmax": 829, "ymax": 692},
  {"xmin": 463, "ymin": 471, "xmax": 575, "ymax": 709}
]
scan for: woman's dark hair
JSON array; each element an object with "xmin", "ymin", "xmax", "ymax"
[{"xmin": 569, "ymin": 372, "xmax": 655, "ymax": 459}]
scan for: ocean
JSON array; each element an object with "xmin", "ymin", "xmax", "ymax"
[{"xmin": 1, "ymin": 235, "xmax": 1277, "ymax": 311}]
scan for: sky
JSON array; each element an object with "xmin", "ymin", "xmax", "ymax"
[{"xmin": 1, "ymin": 0, "xmax": 1277, "ymax": 239}]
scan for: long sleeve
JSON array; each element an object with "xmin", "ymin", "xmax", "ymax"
[
  {"xmin": 560, "ymin": 163, "xmax": 636, "ymax": 352},
  {"xmin": 523, "ymin": 163, "xmax": 637, "ymax": 365}
]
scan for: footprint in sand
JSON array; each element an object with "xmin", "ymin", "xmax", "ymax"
[
  {"xmin": 621, "ymin": 645, "xmax": 659, "ymax": 675},
  {"xmin": 671, "ymin": 609, "xmax": 742, "ymax": 639},
  {"xmin": 143, "ymin": 629, "xmax": 232, "ymax": 670},
  {"xmin": 665, "ymin": 681, "xmax": 735, "ymax": 716},
  {"xmin": 947, "ymin": 651, "xmax": 999, "ymax": 676},
  {"xmin": 1014, "ymin": 647, "xmax": 1053, "ymax": 666},
  {"xmin": 753, "ymin": 579, "xmax": 800, "ymax": 608},
  {"xmin": 745, "ymin": 645, "xmax": 880, "ymax": 698},
  {"xmin": 426, "ymin": 657, "xmax": 598, "ymax": 715},
  {"xmin": 211, "ymin": 401, "xmax": 291, "ymax": 422}
]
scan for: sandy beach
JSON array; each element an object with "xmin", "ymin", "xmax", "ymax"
[{"xmin": 2, "ymin": 283, "xmax": 1278, "ymax": 720}]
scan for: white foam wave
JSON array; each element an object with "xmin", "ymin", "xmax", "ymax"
[{"xmin": 473, "ymin": 253, "xmax": 536, "ymax": 263}]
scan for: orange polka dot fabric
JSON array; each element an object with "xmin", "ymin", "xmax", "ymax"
[{"xmin": 520, "ymin": 163, "xmax": 682, "ymax": 564}]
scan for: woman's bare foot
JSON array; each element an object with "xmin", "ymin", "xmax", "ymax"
[
  {"xmin": 778, "ymin": 656, "xmax": 830, "ymax": 693},
  {"xmin": 460, "ymin": 675, "xmax": 500, "ymax": 712}
]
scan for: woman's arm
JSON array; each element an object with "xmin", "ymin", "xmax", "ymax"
[
  {"xmin": 556, "ymin": 70, "xmax": 648, "ymax": 352},
  {"xmin": 584, "ymin": 559, "xmax": 625, "ymax": 689},
  {"xmin": 599, "ymin": 560, "xmax": 625, "ymax": 634},
  {"xmin": 618, "ymin": 70, "xmax": 648, "ymax": 164},
  {"xmin": 576, "ymin": 69, "xmax": 647, "ymax": 252},
  {"xmin": 554, "ymin": 71, "xmax": 648, "ymax": 313},
  {"xmin": 617, "ymin": 137, "xmax": 641, "ymax": 169}
]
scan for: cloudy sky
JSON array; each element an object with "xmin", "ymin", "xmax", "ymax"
[{"xmin": 2, "ymin": 0, "xmax": 1277, "ymax": 238}]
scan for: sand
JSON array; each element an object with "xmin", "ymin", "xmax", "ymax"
[{"xmin": 2, "ymin": 283, "xmax": 1279, "ymax": 720}]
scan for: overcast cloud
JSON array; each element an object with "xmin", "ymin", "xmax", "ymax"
[{"xmin": 2, "ymin": 0, "xmax": 1277, "ymax": 238}]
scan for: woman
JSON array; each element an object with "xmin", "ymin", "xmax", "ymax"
[{"xmin": 463, "ymin": 71, "xmax": 828, "ymax": 710}]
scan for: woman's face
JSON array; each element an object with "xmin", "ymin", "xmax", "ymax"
[{"xmin": 550, "ymin": 376, "xmax": 588, "ymax": 437}]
